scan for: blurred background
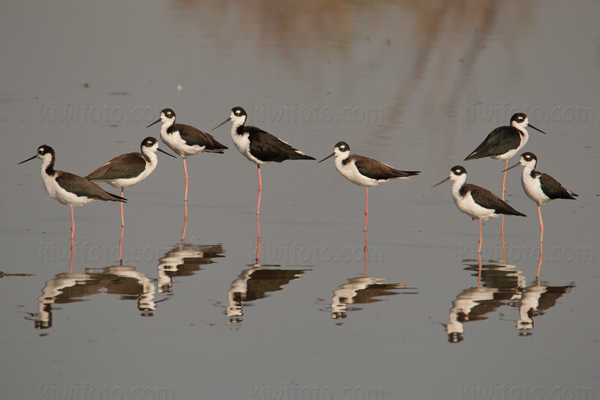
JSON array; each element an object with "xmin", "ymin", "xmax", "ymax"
[{"xmin": 1, "ymin": 1, "xmax": 598, "ymax": 399}]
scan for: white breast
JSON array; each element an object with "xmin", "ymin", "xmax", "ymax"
[
  {"xmin": 161, "ymin": 128, "xmax": 205, "ymax": 158},
  {"xmin": 522, "ymin": 171, "xmax": 549, "ymax": 205},
  {"xmin": 231, "ymin": 130, "xmax": 268, "ymax": 165},
  {"xmin": 42, "ymin": 172, "xmax": 95, "ymax": 206},
  {"xmin": 334, "ymin": 158, "xmax": 379, "ymax": 187},
  {"xmin": 452, "ymin": 184, "xmax": 498, "ymax": 220}
]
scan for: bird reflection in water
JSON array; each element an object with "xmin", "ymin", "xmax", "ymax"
[
  {"xmin": 445, "ymin": 254, "xmax": 574, "ymax": 342},
  {"xmin": 330, "ymin": 229, "xmax": 417, "ymax": 321},
  {"xmin": 225, "ymin": 266, "xmax": 308, "ymax": 323},
  {"xmin": 445, "ymin": 255, "xmax": 525, "ymax": 343},
  {"xmin": 28, "ymin": 265, "xmax": 156, "ymax": 330},
  {"xmin": 225, "ymin": 212, "xmax": 308, "ymax": 323},
  {"xmin": 515, "ymin": 254, "xmax": 575, "ymax": 335},
  {"xmin": 157, "ymin": 243, "xmax": 224, "ymax": 293}
]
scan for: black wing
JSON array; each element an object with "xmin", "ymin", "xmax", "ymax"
[
  {"xmin": 539, "ymin": 173, "xmax": 578, "ymax": 200},
  {"xmin": 85, "ymin": 153, "xmax": 146, "ymax": 181},
  {"xmin": 464, "ymin": 126, "xmax": 521, "ymax": 160},
  {"xmin": 246, "ymin": 126, "xmax": 315, "ymax": 162},
  {"xmin": 354, "ymin": 155, "xmax": 420, "ymax": 180},
  {"xmin": 465, "ymin": 184, "xmax": 525, "ymax": 216},
  {"xmin": 173, "ymin": 123, "xmax": 228, "ymax": 153},
  {"xmin": 57, "ymin": 172, "xmax": 126, "ymax": 202}
]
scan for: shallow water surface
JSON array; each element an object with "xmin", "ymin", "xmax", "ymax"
[{"xmin": 1, "ymin": 1, "xmax": 599, "ymax": 399}]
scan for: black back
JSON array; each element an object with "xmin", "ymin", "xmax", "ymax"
[
  {"xmin": 464, "ymin": 126, "xmax": 522, "ymax": 160},
  {"xmin": 243, "ymin": 126, "xmax": 315, "ymax": 162},
  {"xmin": 538, "ymin": 172, "xmax": 578, "ymax": 200},
  {"xmin": 169, "ymin": 123, "xmax": 228, "ymax": 152},
  {"xmin": 462, "ymin": 183, "xmax": 526, "ymax": 217}
]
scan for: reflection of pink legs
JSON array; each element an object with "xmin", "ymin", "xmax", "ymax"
[
  {"xmin": 255, "ymin": 213, "xmax": 262, "ymax": 264},
  {"xmin": 119, "ymin": 224, "xmax": 124, "ymax": 264},
  {"xmin": 69, "ymin": 238, "xmax": 75, "ymax": 274},
  {"xmin": 120, "ymin": 188, "xmax": 125, "ymax": 227},
  {"xmin": 183, "ymin": 158, "xmax": 189, "ymax": 202},
  {"xmin": 256, "ymin": 165, "xmax": 262, "ymax": 216},
  {"xmin": 181, "ymin": 200, "xmax": 188, "ymax": 244},
  {"xmin": 364, "ymin": 187, "xmax": 369, "ymax": 232},
  {"xmin": 500, "ymin": 217, "xmax": 506, "ymax": 261},
  {"xmin": 477, "ymin": 248, "xmax": 482, "ymax": 288},
  {"xmin": 363, "ymin": 229, "xmax": 368, "ymax": 277},
  {"xmin": 536, "ymin": 248, "xmax": 543, "ymax": 279},
  {"xmin": 70, "ymin": 205, "xmax": 75, "ymax": 240}
]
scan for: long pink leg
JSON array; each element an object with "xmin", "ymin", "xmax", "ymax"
[
  {"xmin": 120, "ymin": 188, "xmax": 125, "ymax": 227},
  {"xmin": 70, "ymin": 205, "xmax": 75, "ymax": 240},
  {"xmin": 363, "ymin": 187, "xmax": 369, "ymax": 232},
  {"xmin": 256, "ymin": 165, "xmax": 263, "ymax": 216},
  {"xmin": 538, "ymin": 203, "xmax": 544, "ymax": 260},
  {"xmin": 477, "ymin": 219, "xmax": 483, "ymax": 287},
  {"xmin": 501, "ymin": 160, "xmax": 508, "ymax": 201},
  {"xmin": 478, "ymin": 219, "xmax": 483, "ymax": 256},
  {"xmin": 501, "ymin": 160, "xmax": 508, "ymax": 261},
  {"xmin": 183, "ymin": 158, "xmax": 189, "ymax": 202}
]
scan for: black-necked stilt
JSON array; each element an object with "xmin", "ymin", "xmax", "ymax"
[
  {"xmin": 84, "ymin": 137, "xmax": 175, "ymax": 226},
  {"xmin": 505, "ymin": 152, "xmax": 577, "ymax": 245},
  {"xmin": 319, "ymin": 141, "xmax": 420, "ymax": 231},
  {"xmin": 212, "ymin": 106, "xmax": 315, "ymax": 215},
  {"xmin": 464, "ymin": 113, "xmax": 546, "ymax": 200},
  {"xmin": 432, "ymin": 166, "xmax": 526, "ymax": 254},
  {"xmin": 147, "ymin": 108, "xmax": 228, "ymax": 201},
  {"xmin": 19, "ymin": 145, "xmax": 126, "ymax": 239}
]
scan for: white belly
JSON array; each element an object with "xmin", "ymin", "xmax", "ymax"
[
  {"xmin": 335, "ymin": 158, "xmax": 379, "ymax": 187},
  {"xmin": 42, "ymin": 174, "xmax": 95, "ymax": 206},
  {"xmin": 162, "ymin": 130, "xmax": 205, "ymax": 158},
  {"xmin": 522, "ymin": 173, "xmax": 549, "ymax": 205},
  {"xmin": 454, "ymin": 193, "xmax": 499, "ymax": 220},
  {"xmin": 232, "ymin": 132, "xmax": 268, "ymax": 165}
]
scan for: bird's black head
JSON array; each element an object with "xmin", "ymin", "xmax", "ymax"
[
  {"xmin": 511, "ymin": 113, "xmax": 527, "ymax": 124},
  {"xmin": 19, "ymin": 144, "xmax": 55, "ymax": 165},
  {"xmin": 335, "ymin": 141, "xmax": 350, "ymax": 152},
  {"xmin": 142, "ymin": 137, "xmax": 158, "ymax": 148},
  {"xmin": 161, "ymin": 108, "xmax": 175, "ymax": 119},
  {"xmin": 450, "ymin": 165, "xmax": 467, "ymax": 177},
  {"xmin": 37, "ymin": 145, "xmax": 54, "ymax": 157},
  {"xmin": 231, "ymin": 106, "xmax": 247, "ymax": 118},
  {"xmin": 521, "ymin": 152, "xmax": 537, "ymax": 163}
]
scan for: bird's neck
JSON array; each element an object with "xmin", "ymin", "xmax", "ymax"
[
  {"xmin": 41, "ymin": 157, "xmax": 56, "ymax": 178},
  {"xmin": 451, "ymin": 176, "xmax": 467, "ymax": 200}
]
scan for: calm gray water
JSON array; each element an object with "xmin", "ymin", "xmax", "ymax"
[{"xmin": 1, "ymin": 1, "xmax": 599, "ymax": 399}]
